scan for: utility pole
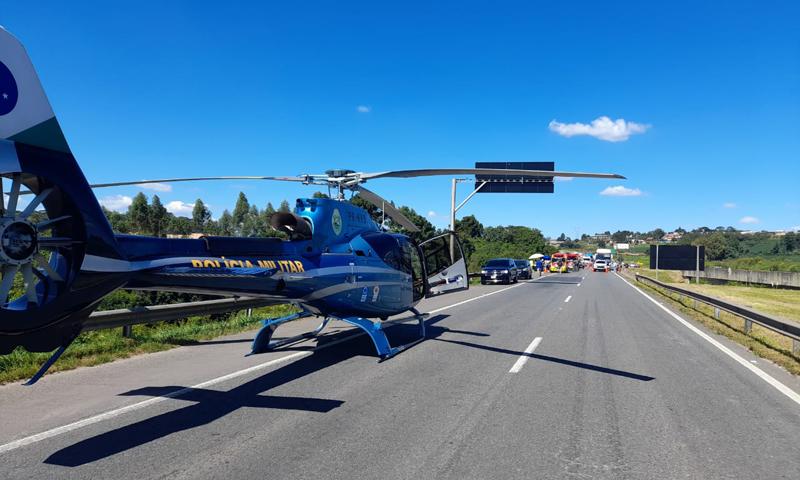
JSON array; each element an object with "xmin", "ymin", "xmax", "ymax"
[{"xmin": 449, "ymin": 178, "xmax": 488, "ymax": 260}]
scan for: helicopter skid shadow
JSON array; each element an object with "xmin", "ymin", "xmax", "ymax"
[{"xmin": 44, "ymin": 314, "xmax": 479, "ymax": 467}]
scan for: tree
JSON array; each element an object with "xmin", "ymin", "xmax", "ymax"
[
  {"xmin": 312, "ymin": 191, "xmax": 329, "ymax": 199},
  {"xmin": 232, "ymin": 192, "xmax": 250, "ymax": 232},
  {"xmin": 259, "ymin": 202, "xmax": 283, "ymax": 237},
  {"xmin": 397, "ymin": 206, "xmax": 437, "ymax": 243},
  {"xmin": 455, "ymin": 215, "xmax": 484, "ymax": 239},
  {"xmin": 279, "ymin": 199, "xmax": 291, "ymax": 213},
  {"xmin": 128, "ymin": 192, "xmax": 150, "ymax": 234},
  {"xmin": 557, "ymin": 233, "xmax": 567, "ymax": 241},
  {"xmin": 169, "ymin": 216, "xmax": 193, "ymax": 235},
  {"xmin": 192, "ymin": 198, "xmax": 211, "ymax": 231},
  {"xmin": 611, "ymin": 230, "xmax": 632, "ymax": 243},
  {"xmin": 150, "ymin": 195, "xmax": 168, "ymax": 237},
  {"xmin": 467, "ymin": 226, "xmax": 551, "ymax": 272},
  {"xmin": 241, "ymin": 204, "xmax": 261, "ymax": 237},
  {"xmin": 218, "ymin": 210, "xmax": 234, "ymax": 236},
  {"xmin": 103, "ymin": 207, "xmax": 131, "ymax": 233},
  {"xmin": 694, "ymin": 232, "xmax": 739, "ymax": 260}
]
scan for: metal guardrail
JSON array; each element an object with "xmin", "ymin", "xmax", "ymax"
[
  {"xmin": 635, "ymin": 273, "xmax": 800, "ymax": 355},
  {"xmin": 83, "ymin": 297, "xmax": 275, "ymax": 332}
]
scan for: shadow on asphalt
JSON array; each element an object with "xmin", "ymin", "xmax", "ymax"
[
  {"xmin": 170, "ymin": 338, "xmax": 254, "ymax": 347},
  {"xmin": 435, "ymin": 338, "xmax": 655, "ymax": 382},
  {"xmin": 44, "ymin": 314, "xmax": 473, "ymax": 467},
  {"xmin": 42, "ymin": 308, "xmax": 652, "ymax": 467}
]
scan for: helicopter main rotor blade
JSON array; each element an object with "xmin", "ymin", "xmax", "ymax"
[
  {"xmin": 356, "ymin": 187, "xmax": 420, "ymax": 233},
  {"xmin": 359, "ymin": 168, "xmax": 625, "ymax": 180},
  {"xmin": 87, "ymin": 176, "xmax": 309, "ymax": 189}
]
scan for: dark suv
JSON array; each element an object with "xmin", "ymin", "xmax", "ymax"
[
  {"xmin": 480, "ymin": 258, "xmax": 519, "ymax": 285},
  {"xmin": 515, "ymin": 259, "xmax": 532, "ymax": 279}
]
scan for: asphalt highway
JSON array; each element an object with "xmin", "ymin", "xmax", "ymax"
[{"xmin": 2, "ymin": 272, "xmax": 800, "ymax": 479}]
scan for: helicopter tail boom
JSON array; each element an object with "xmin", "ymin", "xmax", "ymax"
[{"xmin": 0, "ymin": 28, "xmax": 134, "ymax": 354}]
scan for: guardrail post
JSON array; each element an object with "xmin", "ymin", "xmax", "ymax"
[
  {"xmin": 714, "ymin": 307, "xmax": 720, "ymax": 320},
  {"xmin": 793, "ymin": 339, "xmax": 800, "ymax": 357},
  {"xmin": 122, "ymin": 325, "xmax": 132, "ymax": 338},
  {"xmin": 744, "ymin": 319, "xmax": 752, "ymax": 335},
  {"xmin": 247, "ymin": 308, "xmax": 252, "ymax": 318}
]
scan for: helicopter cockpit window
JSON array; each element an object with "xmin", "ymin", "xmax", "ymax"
[
  {"xmin": 422, "ymin": 234, "xmax": 462, "ymax": 279},
  {"xmin": 362, "ymin": 233, "xmax": 404, "ymax": 272},
  {"xmin": 399, "ymin": 237, "xmax": 425, "ymax": 301}
]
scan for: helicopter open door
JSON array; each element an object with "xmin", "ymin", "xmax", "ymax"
[{"xmin": 419, "ymin": 232, "xmax": 468, "ymax": 296}]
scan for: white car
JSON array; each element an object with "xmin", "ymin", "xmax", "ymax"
[{"xmin": 593, "ymin": 260, "xmax": 608, "ymax": 272}]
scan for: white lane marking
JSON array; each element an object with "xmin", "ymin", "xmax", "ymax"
[
  {"xmin": 614, "ymin": 273, "xmax": 800, "ymax": 407},
  {"xmin": 0, "ymin": 280, "xmax": 533, "ymax": 454},
  {"xmin": 564, "ymin": 295, "xmax": 572, "ymax": 303},
  {"xmin": 577, "ymin": 283, "xmax": 581, "ymax": 287},
  {"xmin": 427, "ymin": 278, "xmax": 537, "ymax": 314},
  {"xmin": 509, "ymin": 337, "xmax": 543, "ymax": 373}
]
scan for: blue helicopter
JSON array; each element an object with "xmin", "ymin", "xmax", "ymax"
[{"xmin": 0, "ymin": 27, "xmax": 624, "ymax": 383}]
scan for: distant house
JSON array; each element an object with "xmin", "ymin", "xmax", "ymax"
[
  {"xmin": 661, "ymin": 231, "xmax": 683, "ymax": 242},
  {"xmin": 589, "ymin": 233, "xmax": 611, "ymax": 242}
]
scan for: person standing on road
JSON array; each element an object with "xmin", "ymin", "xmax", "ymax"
[{"xmin": 535, "ymin": 259, "xmax": 543, "ymax": 277}]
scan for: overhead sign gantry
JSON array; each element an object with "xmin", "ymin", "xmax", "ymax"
[{"xmin": 449, "ymin": 162, "xmax": 555, "ymax": 232}]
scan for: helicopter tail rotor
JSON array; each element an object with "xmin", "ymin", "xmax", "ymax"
[{"xmin": 0, "ymin": 28, "xmax": 128, "ymax": 354}]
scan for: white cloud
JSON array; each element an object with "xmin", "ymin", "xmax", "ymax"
[
  {"xmin": 356, "ymin": 105, "xmax": 371, "ymax": 113},
  {"xmin": 99, "ymin": 194, "xmax": 133, "ymax": 212},
  {"xmin": 599, "ymin": 185, "xmax": 642, "ymax": 197},
  {"xmin": 723, "ymin": 202, "xmax": 737, "ymax": 208},
  {"xmin": 548, "ymin": 116, "xmax": 650, "ymax": 142},
  {"xmin": 138, "ymin": 182, "xmax": 172, "ymax": 192},
  {"xmin": 790, "ymin": 225, "xmax": 800, "ymax": 232},
  {"xmin": 166, "ymin": 200, "xmax": 194, "ymax": 217},
  {"xmin": 739, "ymin": 216, "xmax": 759, "ymax": 224},
  {"xmin": 427, "ymin": 210, "xmax": 437, "ymax": 218}
]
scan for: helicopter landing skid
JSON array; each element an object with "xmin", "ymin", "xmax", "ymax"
[
  {"xmin": 249, "ymin": 308, "xmax": 428, "ymax": 361},
  {"xmin": 249, "ymin": 310, "xmax": 330, "ymax": 355},
  {"xmin": 337, "ymin": 308, "xmax": 428, "ymax": 361}
]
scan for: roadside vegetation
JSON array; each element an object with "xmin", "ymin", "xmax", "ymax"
[
  {"xmin": 0, "ymin": 304, "xmax": 296, "ymax": 384},
  {"xmin": 630, "ymin": 267, "xmax": 799, "ymax": 321}
]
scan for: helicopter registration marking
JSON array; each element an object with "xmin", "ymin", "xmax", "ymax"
[{"xmin": 190, "ymin": 259, "xmax": 305, "ymax": 273}]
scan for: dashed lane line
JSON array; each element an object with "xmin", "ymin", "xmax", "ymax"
[
  {"xmin": 509, "ymin": 337, "xmax": 543, "ymax": 373},
  {"xmin": 0, "ymin": 279, "xmax": 536, "ymax": 455}
]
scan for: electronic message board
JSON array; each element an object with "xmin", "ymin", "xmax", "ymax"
[
  {"xmin": 475, "ymin": 162, "xmax": 554, "ymax": 193},
  {"xmin": 650, "ymin": 245, "xmax": 705, "ymax": 271}
]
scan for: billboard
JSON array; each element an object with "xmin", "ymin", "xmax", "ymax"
[
  {"xmin": 474, "ymin": 162, "xmax": 554, "ymax": 193},
  {"xmin": 650, "ymin": 245, "xmax": 705, "ymax": 271},
  {"xmin": 615, "ymin": 243, "xmax": 630, "ymax": 250}
]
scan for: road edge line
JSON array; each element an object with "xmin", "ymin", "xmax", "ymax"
[
  {"xmin": 0, "ymin": 280, "xmax": 533, "ymax": 454},
  {"xmin": 614, "ymin": 272, "xmax": 800, "ymax": 407}
]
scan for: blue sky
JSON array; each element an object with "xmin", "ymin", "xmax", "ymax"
[{"xmin": 3, "ymin": 1, "xmax": 799, "ymax": 237}]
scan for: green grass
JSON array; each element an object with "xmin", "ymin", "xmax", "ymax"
[
  {"xmin": 0, "ymin": 304, "xmax": 297, "ymax": 384},
  {"xmin": 679, "ymin": 283, "xmax": 800, "ymax": 322},
  {"xmin": 708, "ymin": 255, "xmax": 800, "ymax": 273}
]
